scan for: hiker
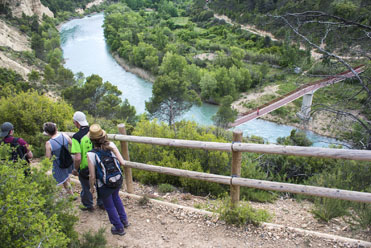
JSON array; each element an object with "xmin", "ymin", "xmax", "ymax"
[
  {"xmin": 1, "ymin": 122, "xmax": 33, "ymax": 168},
  {"xmin": 43, "ymin": 122, "xmax": 75, "ymax": 197},
  {"xmin": 87, "ymin": 124, "xmax": 130, "ymax": 236},
  {"xmin": 71, "ymin": 111, "xmax": 104, "ymax": 211}
]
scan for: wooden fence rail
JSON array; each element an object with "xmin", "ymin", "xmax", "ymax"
[
  {"xmin": 65, "ymin": 126, "xmax": 371, "ymax": 205},
  {"xmin": 104, "ymin": 133, "xmax": 371, "ymax": 161},
  {"xmin": 124, "ymin": 161, "xmax": 371, "ymax": 203}
]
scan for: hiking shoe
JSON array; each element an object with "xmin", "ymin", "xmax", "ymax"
[
  {"xmin": 121, "ymin": 220, "xmax": 130, "ymax": 228},
  {"xmin": 98, "ymin": 204, "xmax": 105, "ymax": 210},
  {"xmin": 79, "ymin": 205, "xmax": 94, "ymax": 212},
  {"xmin": 111, "ymin": 226, "xmax": 126, "ymax": 236}
]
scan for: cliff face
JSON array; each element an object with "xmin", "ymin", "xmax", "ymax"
[
  {"xmin": 0, "ymin": 0, "xmax": 53, "ymax": 78},
  {"xmin": 3, "ymin": 0, "xmax": 54, "ymax": 19}
]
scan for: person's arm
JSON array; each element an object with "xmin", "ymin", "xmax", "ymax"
[
  {"xmin": 74, "ymin": 153, "xmax": 81, "ymax": 170},
  {"xmin": 87, "ymin": 155, "xmax": 96, "ymax": 194},
  {"xmin": 71, "ymin": 138, "xmax": 81, "ymax": 175},
  {"xmin": 26, "ymin": 144, "xmax": 33, "ymax": 159},
  {"xmin": 63, "ymin": 133, "xmax": 72, "ymax": 145},
  {"xmin": 18, "ymin": 138, "xmax": 33, "ymax": 159},
  {"xmin": 111, "ymin": 144, "xmax": 125, "ymax": 166},
  {"xmin": 45, "ymin": 141, "xmax": 51, "ymax": 159}
]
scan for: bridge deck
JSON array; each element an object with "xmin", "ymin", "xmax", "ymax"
[{"xmin": 231, "ymin": 66, "xmax": 365, "ymax": 127}]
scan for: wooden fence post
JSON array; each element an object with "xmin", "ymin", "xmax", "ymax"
[
  {"xmin": 118, "ymin": 124, "xmax": 133, "ymax": 193},
  {"xmin": 230, "ymin": 130, "xmax": 243, "ymax": 207}
]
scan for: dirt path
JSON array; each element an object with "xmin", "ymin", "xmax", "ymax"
[{"xmin": 71, "ymin": 179, "xmax": 370, "ymax": 248}]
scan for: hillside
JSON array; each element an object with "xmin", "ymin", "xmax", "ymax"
[
  {"xmin": 0, "ymin": 0, "xmax": 53, "ymax": 79},
  {"xmin": 3, "ymin": 0, "xmax": 53, "ymax": 19}
]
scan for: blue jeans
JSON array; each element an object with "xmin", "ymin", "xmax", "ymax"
[
  {"xmin": 78, "ymin": 174, "xmax": 103, "ymax": 208},
  {"xmin": 102, "ymin": 187, "xmax": 128, "ymax": 230}
]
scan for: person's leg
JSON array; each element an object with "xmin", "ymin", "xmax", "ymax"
[
  {"xmin": 102, "ymin": 193, "xmax": 124, "ymax": 232},
  {"xmin": 78, "ymin": 174, "xmax": 93, "ymax": 209},
  {"xmin": 112, "ymin": 188, "xmax": 129, "ymax": 226}
]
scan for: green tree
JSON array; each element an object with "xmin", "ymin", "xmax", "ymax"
[
  {"xmin": 145, "ymin": 72, "xmax": 201, "ymax": 126},
  {"xmin": 31, "ymin": 33, "xmax": 45, "ymax": 59},
  {"xmin": 200, "ymin": 72, "xmax": 218, "ymax": 102},
  {"xmin": 0, "ymin": 68, "xmax": 30, "ymax": 96},
  {"xmin": 62, "ymin": 74, "xmax": 137, "ymax": 122},
  {"xmin": 117, "ymin": 99, "xmax": 138, "ymax": 126},
  {"xmin": 277, "ymin": 129, "xmax": 313, "ymax": 147},
  {"xmin": 212, "ymin": 95, "xmax": 237, "ymax": 129},
  {"xmin": 44, "ymin": 64, "xmax": 55, "ymax": 84},
  {"xmin": 159, "ymin": 52, "xmax": 187, "ymax": 76}
]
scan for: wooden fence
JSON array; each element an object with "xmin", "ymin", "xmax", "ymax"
[{"xmin": 68, "ymin": 124, "xmax": 371, "ymax": 205}]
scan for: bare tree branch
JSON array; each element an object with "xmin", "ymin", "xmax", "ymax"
[{"xmin": 268, "ymin": 13, "xmax": 371, "ymax": 98}]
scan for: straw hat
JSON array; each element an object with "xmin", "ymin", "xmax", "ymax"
[{"xmin": 88, "ymin": 124, "xmax": 106, "ymax": 140}]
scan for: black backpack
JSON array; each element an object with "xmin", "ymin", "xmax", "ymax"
[
  {"xmin": 92, "ymin": 149, "xmax": 123, "ymax": 188},
  {"xmin": 1, "ymin": 138, "xmax": 29, "ymax": 163},
  {"xmin": 52, "ymin": 135, "xmax": 73, "ymax": 169}
]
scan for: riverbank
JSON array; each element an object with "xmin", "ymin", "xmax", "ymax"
[{"xmin": 113, "ymin": 53, "xmax": 156, "ymax": 83}]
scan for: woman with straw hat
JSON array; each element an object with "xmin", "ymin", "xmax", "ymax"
[{"xmin": 87, "ymin": 124, "xmax": 130, "ymax": 236}]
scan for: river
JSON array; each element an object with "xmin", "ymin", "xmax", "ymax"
[{"xmin": 60, "ymin": 13, "xmax": 346, "ymax": 148}]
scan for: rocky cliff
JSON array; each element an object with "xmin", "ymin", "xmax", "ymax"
[
  {"xmin": 2, "ymin": 0, "xmax": 53, "ymax": 19},
  {"xmin": 0, "ymin": 0, "xmax": 53, "ymax": 78}
]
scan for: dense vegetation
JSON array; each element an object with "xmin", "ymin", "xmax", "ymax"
[
  {"xmin": 0, "ymin": 0, "xmax": 369, "ymax": 235},
  {"xmin": 209, "ymin": 0, "xmax": 371, "ymax": 52},
  {"xmin": 103, "ymin": 1, "xmax": 311, "ymax": 125},
  {"xmin": 40, "ymin": 0, "xmax": 95, "ymax": 14}
]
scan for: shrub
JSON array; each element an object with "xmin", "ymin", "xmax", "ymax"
[
  {"xmin": 306, "ymin": 160, "xmax": 371, "ymax": 224},
  {"xmin": 130, "ymin": 119, "xmax": 230, "ymax": 196},
  {"xmin": 0, "ymin": 90, "xmax": 74, "ymax": 157},
  {"xmin": 217, "ymin": 195, "xmax": 271, "ymax": 226},
  {"xmin": 311, "ymin": 198, "xmax": 350, "ymax": 222},
  {"xmin": 0, "ymin": 146, "xmax": 78, "ymax": 247},
  {"xmin": 240, "ymin": 159, "xmax": 277, "ymax": 203},
  {"xmin": 76, "ymin": 228, "xmax": 107, "ymax": 248},
  {"xmin": 351, "ymin": 202, "xmax": 371, "ymax": 228},
  {"xmin": 158, "ymin": 183, "xmax": 176, "ymax": 193}
]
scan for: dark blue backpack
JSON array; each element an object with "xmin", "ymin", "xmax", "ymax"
[{"xmin": 92, "ymin": 149, "xmax": 123, "ymax": 188}]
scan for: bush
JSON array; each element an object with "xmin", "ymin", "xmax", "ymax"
[
  {"xmin": 217, "ymin": 195, "xmax": 271, "ymax": 226},
  {"xmin": 130, "ymin": 119, "xmax": 229, "ymax": 196},
  {"xmin": 240, "ymin": 159, "xmax": 277, "ymax": 203},
  {"xmin": 0, "ymin": 147, "xmax": 78, "ymax": 247},
  {"xmin": 158, "ymin": 183, "xmax": 176, "ymax": 193},
  {"xmin": 76, "ymin": 228, "xmax": 107, "ymax": 248},
  {"xmin": 311, "ymin": 198, "xmax": 350, "ymax": 222},
  {"xmin": 351, "ymin": 202, "xmax": 371, "ymax": 229},
  {"xmin": 306, "ymin": 160, "xmax": 371, "ymax": 224},
  {"xmin": 0, "ymin": 90, "xmax": 74, "ymax": 157}
]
